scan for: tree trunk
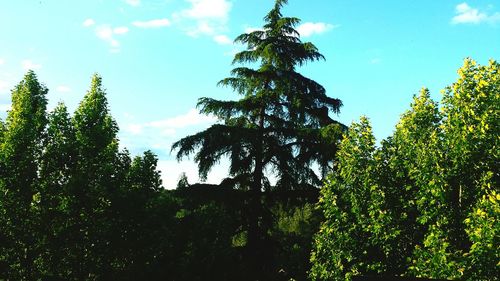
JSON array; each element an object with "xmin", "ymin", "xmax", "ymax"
[{"xmin": 245, "ymin": 105, "xmax": 275, "ymax": 280}]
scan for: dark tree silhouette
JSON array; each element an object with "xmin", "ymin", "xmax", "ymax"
[
  {"xmin": 173, "ymin": 0, "xmax": 345, "ymax": 192},
  {"xmin": 172, "ymin": 0, "xmax": 345, "ymax": 278}
]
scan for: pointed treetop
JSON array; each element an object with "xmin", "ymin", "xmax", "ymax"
[
  {"xmin": 51, "ymin": 101, "xmax": 69, "ymax": 114},
  {"xmin": 73, "ymin": 73, "xmax": 118, "ymax": 153},
  {"xmin": 232, "ymin": 0, "xmax": 323, "ymax": 71},
  {"xmin": 75, "ymin": 73, "xmax": 110, "ymax": 118},
  {"xmin": 90, "ymin": 72, "xmax": 103, "ymax": 88},
  {"xmin": 47, "ymin": 102, "xmax": 73, "ymax": 134},
  {"xmin": 6, "ymin": 70, "xmax": 48, "ymax": 132}
]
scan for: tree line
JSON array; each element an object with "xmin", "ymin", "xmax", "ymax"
[
  {"xmin": 1, "ymin": 0, "xmax": 498, "ymax": 280},
  {"xmin": 0, "ymin": 70, "xmax": 322, "ymax": 280}
]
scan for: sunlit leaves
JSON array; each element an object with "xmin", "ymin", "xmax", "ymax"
[
  {"xmin": 311, "ymin": 59, "xmax": 499, "ymax": 280},
  {"xmin": 0, "ymin": 71, "xmax": 49, "ymax": 280}
]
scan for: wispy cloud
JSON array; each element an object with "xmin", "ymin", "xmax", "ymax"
[
  {"xmin": 125, "ymin": 0, "xmax": 140, "ymax": 7},
  {"xmin": 119, "ymin": 108, "xmax": 223, "ymax": 188},
  {"xmin": 82, "ymin": 18, "xmax": 95, "ymax": 27},
  {"xmin": 132, "ymin": 19, "xmax": 171, "ymax": 28},
  {"xmin": 243, "ymin": 23, "xmax": 336, "ymax": 39},
  {"xmin": 213, "ymin": 34, "xmax": 232, "ymax": 45},
  {"xmin": 56, "ymin": 85, "xmax": 71, "ymax": 93},
  {"xmin": 0, "ymin": 58, "xmax": 5, "ymax": 65},
  {"xmin": 94, "ymin": 24, "xmax": 130, "ymax": 51},
  {"xmin": 125, "ymin": 108, "xmax": 217, "ymax": 136},
  {"xmin": 96, "ymin": 25, "xmax": 120, "ymax": 47},
  {"xmin": 21, "ymin": 59, "xmax": 42, "ymax": 71},
  {"xmin": 126, "ymin": 124, "xmax": 143, "ymax": 135},
  {"xmin": 173, "ymin": 0, "xmax": 232, "ymax": 37},
  {"xmin": 84, "ymin": 18, "xmax": 129, "ymax": 51},
  {"xmin": 149, "ymin": 108, "xmax": 216, "ymax": 129},
  {"xmin": 113, "ymin": 26, "xmax": 129, "ymax": 34},
  {"xmin": 181, "ymin": 0, "xmax": 232, "ymax": 20},
  {"xmin": 370, "ymin": 58, "xmax": 382, "ymax": 64},
  {"xmin": 296, "ymin": 22, "xmax": 337, "ymax": 37},
  {"xmin": 451, "ymin": 3, "xmax": 500, "ymax": 24}
]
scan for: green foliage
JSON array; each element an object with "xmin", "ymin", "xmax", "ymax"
[
  {"xmin": 271, "ymin": 201, "xmax": 322, "ymax": 280},
  {"xmin": 172, "ymin": 1, "xmax": 345, "ymax": 279},
  {"xmin": 173, "ymin": 0, "xmax": 345, "ymax": 191},
  {"xmin": 0, "ymin": 72, "xmax": 175, "ymax": 280},
  {"xmin": 0, "ymin": 71, "xmax": 48, "ymax": 280},
  {"xmin": 464, "ymin": 185, "xmax": 499, "ymax": 280},
  {"xmin": 310, "ymin": 117, "xmax": 380, "ymax": 281},
  {"xmin": 37, "ymin": 103, "xmax": 78, "ymax": 278},
  {"xmin": 73, "ymin": 74, "xmax": 118, "ymax": 155},
  {"xmin": 129, "ymin": 150, "xmax": 162, "ymax": 191},
  {"xmin": 0, "ymin": 70, "xmax": 320, "ymax": 281},
  {"xmin": 0, "ymin": 17, "xmax": 495, "ymax": 281},
  {"xmin": 61, "ymin": 73, "xmax": 122, "ymax": 279},
  {"xmin": 310, "ymin": 59, "xmax": 499, "ymax": 280}
]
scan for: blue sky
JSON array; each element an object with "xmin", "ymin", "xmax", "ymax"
[{"xmin": 0, "ymin": 0, "xmax": 499, "ymax": 188}]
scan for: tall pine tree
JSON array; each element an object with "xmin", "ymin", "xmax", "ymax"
[
  {"xmin": 172, "ymin": 0, "xmax": 345, "ymax": 278},
  {"xmin": 172, "ymin": 0, "xmax": 345, "ymax": 192}
]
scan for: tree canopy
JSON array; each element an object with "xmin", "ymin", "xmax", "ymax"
[
  {"xmin": 0, "ymin": 2, "xmax": 497, "ymax": 281},
  {"xmin": 310, "ymin": 59, "xmax": 499, "ymax": 281},
  {"xmin": 172, "ymin": 0, "xmax": 345, "ymax": 192}
]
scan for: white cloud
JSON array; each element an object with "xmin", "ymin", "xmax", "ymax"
[
  {"xmin": 370, "ymin": 58, "xmax": 382, "ymax": 64},
  {"xmin": 56, "ymin": 85, "xmax": 71, "ymax": 93},
  {"xmin": 21, "ymin": 59, "xmax": 42, "ymax": 70},
  {"xmin": 113, "ymin": 26, "xmax": 129, "ymax": 34},
  {"xmin": 83, "ymin": 18, "xmax": 95, "ymax": 27},
  {"xmin": 123, "ymin": 108, "xmax": 216, "ymax": 138},
  {"xmin": 147, "ymin": 108, "xmax": 216, "ymax": 130},
  {"xmin": 296, "ymin": 22, "xmax": 337, "ymax": 37},
  {"xmin": 119, "ymin": 108, "xmax": 219, "ymax": 185},
  {"xmin": 451, "ymin": 3, "xmax": 500, "ymax": 24},
  {"xmin": 96, "ymin": 24, "xmax": 113, "ymax": 40},
  {"xmin": 95, "ymin": 25, "xmax": 121, "ymax": 48},
  {"xmin": 186, "ymin": 21, "xmax": 215, "ymax": 36},
  {"xmin": 126, "ymin": 123, "xmax": 143, "ymax": 135},
  {"xmin": 0, "ymin": 58, "xmax": 5, "ymax": 65},
  {"xmin": 158, "ymin": 158, "xmax": 229, "ymax": 189},
  {"xmin": 87, "ymin": 22, "xmax": 129, "ymax": 50},
  {"xmin": 181, "ymin": 0, "xmax": 232, "ymax": 20},
  {"xmin": 95, "ymin": 25, "xmax": 113, "ymax": 41},
  {"xmin": 132, "ymin": 19, "xmax": 171, "ymax": 28},
  {"xmin": 452, "ymin": 3, "xmax": 487, "ymax": 24},
  {"xmin": 213, "ymin": 34, "xmax": 232, "ymax": 45},
  {"xmin": 174, "ymin": 0, "xmax": 232, "ymax": 38},
  {"xmin": 125, "ymin": 0, "xmax": 140, "ymax": 7}
]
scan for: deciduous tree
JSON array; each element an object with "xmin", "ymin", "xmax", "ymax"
[{"xmin": 0, "ymin": 70, "xmax": 48, "ymax": 280}]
